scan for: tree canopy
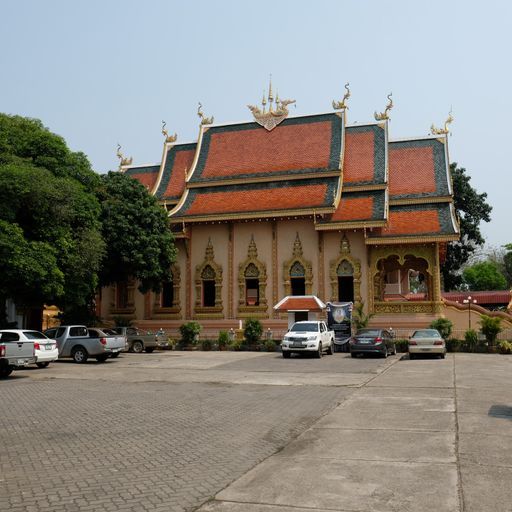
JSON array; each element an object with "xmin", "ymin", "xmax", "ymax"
[
  {"xmin": 0, "ymin": 113, "xmax": 176, "ymax": 326},
  {"xmin": 442, "ymin": 163, "xmax": 492, "ymax": 290},
  {"xmin": 463, "ymin": 261, "xmax": 507, "ymax": 291}
]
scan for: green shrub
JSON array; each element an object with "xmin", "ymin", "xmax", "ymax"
[
  {"xmin": 244, "ymin": 318, "xmax": 263, "ymax": 346},
  {"xmin": 464, "ymin": 329, "xmax": 479, "ymax": 352},
  {"xmin": 201, "ymin": 339, "xmax": 213, "ymax": 351},
  {"xmin": 480, "ymin": 315, "xmax": 502, "ymax": 347},
  {"xmin": 229, "ymin": 339, "xmax": 243, "ymax": 351},
  {"xmin": 179, "ymin": 322, "xmax": 201, "ymax": 347},
  {"xmin": 394, "ymin": 339, "xmax": 409, "ymax": 353},
  {"xmin": 446, "ymin": 338, "xmax": 461, "ymax": 352},
  {"xmin": 352, "ymin": 301, "xmax": 374, "ymax": 330},
  {"xmin": 263, "ymin": 338, "xmax": 277, "ymax": 352},
  {"xmin": 217, "ymin": 330, "xmax": 229, "ymax": 350},
  {"xmin": 497, "ymin": 340, "xmax": 512, "ymax": 354},
  {"xmin": 429, "ymin": 318, "xmax": 453, "ymax": 340}
]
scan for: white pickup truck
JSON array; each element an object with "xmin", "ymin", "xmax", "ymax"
[
  {"xmin": 281, "ymin": 321, "xmax": 335, "ymax": 358},
  {"xmin": 0, "ymin": 331, "xmax": 35, "ymax": 378}
]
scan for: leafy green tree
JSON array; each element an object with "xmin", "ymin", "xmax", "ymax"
[
  {"xmin": 97, "ymin": 172, "xmax": 176, "ymax": 292},
  {"xmin": 479, "ymin": 315, "xmax": 502, "ymax": 348},
  {"xmin": 352, "ymin": 301, "xmax": 374, "ymax": 330},
  {"xmin": 442, "ymin": 163, "xmax": 492, "ymax": 290},
  {"xmin": 429, "ymin": 318, "xmax": 453, "ymax": 340},
  {"xmin": 244, "ymin": 318, "xmax": 263, "ymax": 346},
  {"xmin": 463, "ymin": 261, "xmax": 507, "ymax": 291},
  {"xmin": 503, "ymin": 244, "xmax": 512, "ymax": 287}
]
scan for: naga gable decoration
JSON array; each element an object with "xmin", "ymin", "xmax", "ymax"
[{"xmin": 247, "ymin": 77, "xmax": 295, "ymax": 131}]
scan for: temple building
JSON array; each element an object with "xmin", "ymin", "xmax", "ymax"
[{"xmin": 100, "ymin": 84, "xmax": 485, "ymax": 335}]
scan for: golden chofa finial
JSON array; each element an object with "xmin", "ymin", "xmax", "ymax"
[
  {"xmin": 197, "ymin": 102, "xmax": 214, "ymax": 125},
  {"xmin": 161, "ymin": 120, "xmax": 177, "ymax": 143},
  {"xmin": 248, "ymin": 79, "xmax": 296, "ymax": 131},
  {"xmin": 116, "ymin": 143, "xmax": 132, "ymax": 171},
  {"xmin": 431, "ymin": 110, "xmax": 454, "ymax": 135},
  {"xmin": 374, "ymin": 92, "xmax": 394, "ymax": 121},
  {"xmin": 332, "ymin": 82, "xmax": 351, "ymax": 110}
]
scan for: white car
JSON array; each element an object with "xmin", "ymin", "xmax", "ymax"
[
  {"xmin": 408, "ymin": 329, "xmax": 446, "ymax": 359},
  {"xmin": 281, "ymin": 321, "xmax": 335, "ymax": 358},
  {"xmin": 0, "ymin": 330, "xmax": 59, "ymax": 368}
]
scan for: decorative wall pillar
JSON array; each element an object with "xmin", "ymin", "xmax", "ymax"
[
  {"xmin": 272, "ymin": 221, "xmax": 278, "ymax": 318},
  {"xmin": 185, "ymin": 235, "xmax": 192, "ymax": 319},
  {"xmin": 228, "ymin": 223, "xmax": 234, "ymax": 319},
  {"xmin": 318, "ymin": 231, "xmax": 325, "ymax": 300}
]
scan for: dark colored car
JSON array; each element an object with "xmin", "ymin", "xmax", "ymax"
[{"xmin": 349, "ymin": 328, "xmax": 396, "ymax": 358}]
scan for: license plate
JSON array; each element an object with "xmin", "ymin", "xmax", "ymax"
[
  {"xmin": 291, "ymin": 343, "xmax": 304, "ymax": 348},
  {"xmin": 358, "ymin": 340, "xmax": 371, "ymax": 344},
  {"xmin": 45, "ymin": 345, "xmax": 53, "ymax": 350},
  {"xmin": 421, "ymin": 348, "xmax": 430, "ymax": 351},
  {"xmin": 17, "ymin": 359, "xmax": 27, "ymax": 366}
]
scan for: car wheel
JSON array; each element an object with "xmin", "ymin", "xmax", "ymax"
[
  {"xmin": 0, "ymin": 366, "xmax": 13, "ymax": 378},
  {"xmin": 327, "ymin": 342, "xmax": 334, "ymax": 355},
  {"xmin": 145, "ymin": 347, "xmax": 155, "ymax": 353},
  {"xmin": 110, "ymin": 352, "xmax": 120, "ymax": 358},
  {"xmin": 440, "ymin": 353, "xmax": 446, "ymax": 359},
  {"xmin": 392, "ymin": 344, "xmax": 397, "ymax": 355},
  {"xmin": 132, "ymin": 340, "xmax": 144, "ymax": 353},
  {"xmin": 96, "ymin": 354, "xmax": 109, "ymax": 362},
  {"xmin": 350, "ymin": 352, "xmax": 357, "ymax": 358},
  {"xmin": 72, "ymin": 346, "xmax": 88, "ymax": 364},
  {"xmin": 316, "ymin": 343, "xmax": 323, "ymax": 358},
  {"xmin": 36, "ymin": 362, "xmax": 50, "ymax": 368},
  {"xmin": 409, "ymin": 353, "xmax": 415, "ymax": 360},
  {"xmin": 282, "ymin": 351, "xmax": 291, "ymax": 358}
]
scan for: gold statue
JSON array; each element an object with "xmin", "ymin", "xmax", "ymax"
[
  {"xmin": 161, "ymin": 120, "xmax": 177, "ymax": 143},
  {"xmin": 247, "ymin": 77, "xmax": 295, "ymax": 131},
  {"xmin": 374, "ymin": 93, "xmax": 393, "ymax": 121},
  {"xmin": 332, "ymin": 82, "xmax": 351, "ymax": 110},
  {"xmin": 116, "ymin": 144, "xmax": 132, "ymax": 170},
  {"xmin": 430, "ymin": 110, "xmax": 454, "ymax": 135},
  {"xmin": 197, "ymin": 103, "xmax": 214, "ymax": 125}
]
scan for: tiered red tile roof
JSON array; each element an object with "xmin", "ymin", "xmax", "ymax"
[{"xmin": 123, "ymin": 105, "xmax": 459, "ymax": 243}]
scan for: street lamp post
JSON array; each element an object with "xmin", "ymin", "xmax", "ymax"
[{"xmin": 463, "ymin": 296, "xmax": 477, "ymax": 330}]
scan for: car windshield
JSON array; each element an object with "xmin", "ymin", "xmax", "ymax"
[
  {"xmin": 412, "ymin": 330, "xmax": 441, "ymax": 338},
  {"xmin": 356, "ymin": 329, "xmax": 381, "ymax": 337},
  {"xmin": 290, "ymin": 323, "xmax": 319, "ymax": 332},
  {"xmin": 23, "ymin": 331, "xmax": 48, "ymax": 340}
]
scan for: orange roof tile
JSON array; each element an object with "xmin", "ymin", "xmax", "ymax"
[
  {"xmin": 161, "ymin": 148, "xmax": 195, "ymax": 199},
  {"xmin": 382, "ymin": 209, "xmax": 440, "ymax": 236},
  {"xmin": 125, "ymin": 165, "xmax": 159, "ymax": 190},
  {"xmin": 388, "ymin": 145, "xmax": 436, "ymax": 196},
  {"xmin": 343, "ymin": 130, "xmax": 375, "ymax": 183},
  {"xmin": 331, "ymin": 196, "xmax": 374, "ymax": 222},
  {"xmin": 186, "ymin": 183, "xmax": 329, "ymax": 216}
]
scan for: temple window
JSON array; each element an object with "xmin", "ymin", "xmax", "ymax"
[
  {"xmin": 244, "ymin": 263, "xmax": 260, "ymax": 306},
  {"xmin": 290, "ymin": 261, "xmax": 306, "ymax": 296},
  {"xmin": 337, "ymin": 260, "xmax": 354, "ymax": 302},
  {"xmin": 201, "ymin": 265, "xmax": 216, "ymax": 307},
  {"xmin": 116, "ymin": 281, "xmax": 129, "ymax": 309},
  {"xmin": 161, "ymin": 278, "xmax": 174, "ymax": 308}
]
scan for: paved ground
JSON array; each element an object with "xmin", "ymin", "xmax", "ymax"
[{"xmin": 1, "ymin": 351, "xmax": 511, "ymax": 512}]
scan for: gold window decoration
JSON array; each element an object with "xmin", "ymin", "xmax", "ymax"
[
  {"xmin": 194, "ymin": 238, "xmax": 223, "ymax": 318},
  {"xmin": 329, "ymin": 234, "xmax": 362, "ymax": 305},
  {"xmin": 283, "ymin": 233, "xmax": 313, "ymax": 296},
  {"xmin": 238, "ymin": 235, "xmax": 268, "ymax": 318}
]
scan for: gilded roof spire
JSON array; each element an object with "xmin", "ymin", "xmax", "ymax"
[
  {"xmin": 430, "ymin": 109, "xmax": 454, "ymax": 135},
  {"xmin": 332, "ymin": 82, "xmax": 351, "ymax": 111},
  {"xmin": 374, "ymin": 92, "xmax": 393, "ymax": 121},
  {"xmin": 161, "ymin": 120, "xmax": 177, "ymax": 143},
  {"xmin": 116, "ymin": 143, "xmax": 132, "ymax": 171},
  {"xmin": 247, "ymin": 78, "xmax": 296, "ymax": 131}
]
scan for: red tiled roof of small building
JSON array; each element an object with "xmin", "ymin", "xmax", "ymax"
[
  {"xmin": 443, "ymin": 291, "xmax": 511, "ymax": 304},
  {"xmin": 274, "ymin": 296, "xmax": 326, "ymax": 312}
]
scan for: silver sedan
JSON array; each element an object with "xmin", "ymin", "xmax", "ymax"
[{"xmin": 408, "ymin": 329, "xmax": 446, "ymax": 359}]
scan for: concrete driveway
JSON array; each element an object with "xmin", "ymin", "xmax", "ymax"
[{"xmin": 1, "ymin": 351, "xmax": 511, "ymax": 512}]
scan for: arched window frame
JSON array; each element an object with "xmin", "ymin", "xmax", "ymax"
[
  {"xmin": 194, "ymin": 238, "xmax": 223, "ymax": 318},
  {"xmin": 283, "ymin": 233, "xmax": 313, "ymax": 296},
  {"xmin": 152, "ymin": 264, "xmax": 181, "ymax": 319},
  {"xmin": 329, "ymin": 234, "xmax": 361, "ymax": 306},
  {"xmin": 238, "ymin": 236, "xmax": 268, "ymax": 318}
]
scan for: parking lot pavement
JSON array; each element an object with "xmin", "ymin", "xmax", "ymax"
[
  {"xmin": 0, "ymin": 352, "xmax": 393, "ymax": 512},
  {"xmin": 200, "ymin": 353, "xmax": 512, "ymax": 512}
]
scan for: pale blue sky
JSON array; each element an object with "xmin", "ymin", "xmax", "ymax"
[{"xmin": 1, "ymin": 0, "xmax": 510, "ymax": 247}]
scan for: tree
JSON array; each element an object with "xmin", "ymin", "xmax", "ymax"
[
  {"xmin": 462, "ymin": 261, "xmax": 507, "ymax": 291},
  {"xmin": 429, "ymin": 318, "xmax": 453, "ymax": 340},
  {"xmin": 244, "ymin": 318, "xmax": 263, "ymax": 346},
  {"xmin": 97, "ymin": 172, "xmax": 176, "ymax": 292},
  {"xmin": 479, "ymin": 315, "xmax": 502, "ymax": 348},
  {"xmin": 503, "ymin": 244, "xmax": 512, "ymax": 287},
  {"xmin": 0, "ymin": 114, "xmax": 104, "ymax": 325},
  {"xmin": 442, "ymin": 163, "xmax": 492, "ymax": 290}
]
